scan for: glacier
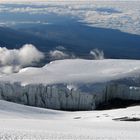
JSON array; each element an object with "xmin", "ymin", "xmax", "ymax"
[
  {"xmin": 0, "ymin": 83, "xmax": 95, "ymax": 110},
  {"xmin": 0, "ymin": 59, "xmax": 140, "ymax": 110}
]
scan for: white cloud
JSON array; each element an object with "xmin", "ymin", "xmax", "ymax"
[
  {"xmin": 0, "ymin": 44, "xmax": 44, "ymax": 74},
  {"xmin": 90, "ymin": 49, "xmax": 104, "ymax": 60},
  {"xmin": 49, "ymin": 50, "xmax": 69, "ymax": 60},
  {"xmin": 18, "ymin": 44, "xmax": 44, "ymax": 66},
  {"xmin": 0, "ymin": 65, "xmax": 20, "ymax": 74}
]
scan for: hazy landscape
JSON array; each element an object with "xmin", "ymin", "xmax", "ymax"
[{"xmin": 0, "ymin": 0, "xmax": 140, "ymax": 140}]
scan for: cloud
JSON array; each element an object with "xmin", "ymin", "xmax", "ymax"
[
  {"xmin": 18, "ymin": 44, "xmax": 44, "ymax": 66},
  {"xmin": 0, "ymin": 65, "xmax": 20, "ymax": 74},
  {"xmin": 1, "ymin": 1, "xmax": 140, "ymax": 35},
  {"xmin": 49, "ymin": 50, "xmax": 69, "ymax": 60},
  {"xmin": 0, "ymin": 44, "xmax": 44, "ymax": 74},
  {"xmin": 90, "ymin": 49, "xmax": 104, "ymax": 60},
  {"xmin": 55, "ymin": 46, "xmax": 66, "ymax": 51}
]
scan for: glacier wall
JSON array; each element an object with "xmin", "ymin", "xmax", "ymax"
[
  {"xmin": 105, "ymin": 84, "xmax": 140, "ymax": 101},
  {"xmin": 0, "ymin": 83, "xmax": 95, "ymax": 111},
  {"xmin": 0, "ymin": 81, "xmax": 140, "ymax": 110}
]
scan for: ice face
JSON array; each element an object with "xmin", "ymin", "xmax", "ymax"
[
  {"xmin": 0, "ymin": 80, "xmax": 140, "ymax": 110},
  {"xmin": 0, "ymin": 83, "xmax": 95, "ymax": 111}
]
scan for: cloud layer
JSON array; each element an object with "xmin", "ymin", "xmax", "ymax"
[
  {"xmin": 0, "ymin": 44, "xmax": 44, "ymax": 74},
  {"xmin": 0, "ymin": 1, "xmax": 140, "ymax": 35}
]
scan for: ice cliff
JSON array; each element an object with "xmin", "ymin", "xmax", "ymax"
[
  {"xmin": 0, "ymin": 83, "xmax": 95, "ymax": 110},
  {"xmin": 0, "ymin": 59, "xmax": 140, "ymax": 110}
]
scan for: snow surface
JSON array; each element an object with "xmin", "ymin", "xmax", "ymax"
[
  {"xmin": 0, "ymin": 99, "xmax": 140, "ymax": 139},
  {"xmin": 0, "ymin": 59, "xmax": 140, "ymax": 86}
]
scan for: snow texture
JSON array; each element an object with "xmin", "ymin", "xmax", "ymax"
[
  {"xmin": 0, "ymin": 100, "xmax": 140, "ymax": 139},
  {"xmin": 1, "ymin": 59, "xmax": 140, "ymax": 85}
]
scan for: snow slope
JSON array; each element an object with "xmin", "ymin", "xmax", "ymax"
[
  {"xmin": 0, "ymin": 59, "xmax": 140, "ymax": 85},
  {"xmin": 0, "ymin": 100, "xmax": 140, "ymax": 140}
]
